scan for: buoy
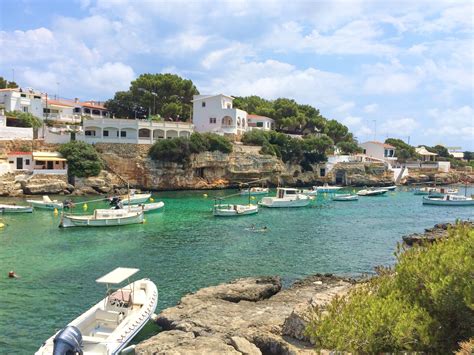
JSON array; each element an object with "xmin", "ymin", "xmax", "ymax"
[
  {"xmin": 203, "ymin": 193, "xmax": 208, "ymax": 198},
  {"xmin": 143, "ymin": 219, "xmax": 147, "ymax": 224},
  {"xmin": 0, "ymin": 222, "xmax": 4, "ymax": 228},
  {"xmin": 54, "ymin": 208, "xmax": 58, "ymax": 216},
  {"xmin": 83, "ymin": 203, "xmax": 88, "ymax": 211},
  {"xmin": 251, "ymin": 196, "xmax": 256, "ymax": 200},
  {"xmin": 150, "ymin": 197, "xmax": 155, "ymax": 202}
]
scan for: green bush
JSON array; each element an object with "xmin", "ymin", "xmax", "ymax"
[
  {"xmin": 306, "ymin": 222, "xmax": 474, "ymax": 353},
  {"xmin": 58, "ymin": 141, "xmax": 103, "ymax": 178},
  {"xmin": 149, "ymin": 133, "xmax": 232, "ymax": 164}
]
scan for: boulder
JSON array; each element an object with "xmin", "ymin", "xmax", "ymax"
[{"xmin": 23, "ymin": 180, "xmax": 68, "ymax": 195}]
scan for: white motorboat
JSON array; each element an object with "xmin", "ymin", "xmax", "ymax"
[
  {"xmin": 60, "ymin": 209, "xmax": 144, "ymax": 228},
  {"xmin": 313, "ymin": 183, "xmax": 343, "ymax": 193},
  {"xmin": 115, "ymin": 190, "xmax": 151, "ymax": 205},
  {"xmin": 259, "ymin": 188, "xmax": 311, "ymax": 208},
  {"xmin": 114, "ymin": 202, "xmax": 165, "ymax": 214},
  {"xmin": 27, "ymin": 196, "xmax": 63, "ymax": 210},
  {"xmin": 385, "ymin": 186, "xmax": 397, "ymax": 191},
  {"xmin": 413, "ymin": 187, "xmax": 458, "ymax": 196},
  {"xmin": 332, "ymin": 194, "xmax": 358, "ymax": 201},
  {"xmin": 422, "ymin": 194, "xmax": 474, "ymax": 206},
  {"xmin": 36, "ymin": 267, "xmax": 158, "ymax": 355},
  {"xmin": 0, "ymin": 204, "xmax": 33, "ymax": 213},
  {"xmin": 356, "ymin": 188, "xmax": 388, "ymax": 196},
  {"xmin": 239, "ymin": 187, "xmax": 269, "ymax": 196},
  {"xmin": 213, "ymin": 203, "xmax": 259, "ymax": 216}
]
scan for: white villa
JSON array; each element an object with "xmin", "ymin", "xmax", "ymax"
[
  {"xmin": 415, "ymin": 146, "xmax": 437, "ymax": 162},
  {"xmin": 76, "ymin": 117, "xmax": 193, "ymax": 144},
  {"xmin": 6, "ymin": 151, "xmax": 67, "ymax": 174},
  {"xmin": 192, "ymin": 94, "xmax": 248, "ymax": 136},
  {"xmin": 247, "ymin": 114, "xmax": 275, "ymax": 131},
  {"xmin": 0, "ymin": 88, "xmax": 44, "ymax": 118},
  {"xmin": 359, "ymin": 141, "xmax": 397, "ymax": 165}
]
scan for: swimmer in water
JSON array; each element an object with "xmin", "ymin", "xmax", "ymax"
[{"xmin": 8, "ymin": 271, "xmax": 19, "ymax": 278}]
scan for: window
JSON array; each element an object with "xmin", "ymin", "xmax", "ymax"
[
  {"xmin": 120, "ymin": 131, "xmax": 127, "ymax": 138},
  {"xmin": 320, "ymin": 168, "xmax": 326, "ymax": 177},
  {"xmin": 9, "ymin": 160, "xmax": 14, "ymax": 164},
  {"xmin": 84, "ymin": 108, "xmax": 91, "ymax": 114},
  {"xmin": 43, "ymin": 108, "xmax": 51, "ymax": 113},
  {"xmin": 20, "ymin": 94, "xmax": 26, "ymax": 98},
  {"xmin": 74, "ymin": 107, "xmax": 81, "ymax": 113},
  {"xmin": 256, "ymin": 122, "xmax": 264, "ymax": 127},
  {"xmin": 226, "ymin": 103, "xmax": 231, "ymax": 109},
  {"xmin": 22, "ymin": 106, "xmax": 28, "ymax": 113},
  {"xmin": 202, "ymin": 101, "xmax": 206, "ymax": 107},
  {"xmin": 85, "ymin": 130, "xmax": 96, "ymax": 136},
  {"xmin": 209, "ymin": 117, "xmax": 216, "ymax": 124},
  {"xmin": 34, "ymin": 95, "xmax": 41, "ymax": 99},
  {"xmin": 25, "ymin": 159, "xmax": 30, "ymax": 165},
  {"xmin": 363, "ymin": 149, "xmax": 366, "ymax": 154},
  {"xmin": 103, "ymin": 130, "xmax": 109, "ymax": 137}
]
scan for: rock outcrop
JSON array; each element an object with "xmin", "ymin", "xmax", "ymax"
[
  {"xmin": 402, "ymin": 221, "xmax": 473, "ymax": 246},
  {"xmin": 136, "ymin": 274, "xmax": 354, "ymax": 355}
]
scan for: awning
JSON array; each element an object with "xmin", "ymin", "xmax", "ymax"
[
  {"xmin": 415, "ymin": 146, "xmax": 438, "ymax": 156},
  {"xmin": 96, "ymin": 267, "xmax": 140, "ymax": 284},
  {"xmin": 32, "ymin": 151, "xmax": 67, "ymax": 162}
]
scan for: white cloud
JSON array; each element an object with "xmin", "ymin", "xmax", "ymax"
[
  {"xmin": 426, "ymin": 106, "xmax": 474, "ymax": 143},
  {"xmin": 363, "ymin": 103, "xmax": 378, "ymax": 113},
  {"xmin": 335, "ymin": 102, "xmax": 355, "ymax": 113},
  {"xmin": 343, "ymin": 115, "xmax": 362, "ymax": 126},
  {"xmin": 379, "ymin": 117, "xmax": 420, "ymax": 137}
]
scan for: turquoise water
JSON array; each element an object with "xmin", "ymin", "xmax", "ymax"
[{"xmin": 0, "ymin": 187, "xmax": 472, "ymax": 353}]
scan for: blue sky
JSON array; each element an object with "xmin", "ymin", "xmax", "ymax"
[{"xmin": 1, "ymin": 0, "xmax": 472, "ymax": 149}]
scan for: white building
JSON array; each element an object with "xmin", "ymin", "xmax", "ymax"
[
  {"xmin": 192, "ymin": 94, "xmax": 248, "ymax": 136},
  {"xmin": 0, "ymin": 88, "xmax": 44, "ymax": 119},
  {"xmin": 6, "ymin": 151, "xmax": 67, "ymax": 175},
  {"xmin": 415, "ymin": 146, "xmax": 437, "ymax": 162},
  {"xmin": 76, "ymin": 117, "xmax": 194, "ymax": 144},
  {"xmin": 359, "ymin": 141, "xmax": 397, "ymax": 165},
  {"xmin": 247, "ymin": 114, "xmax": 275, "ymax": 131}
]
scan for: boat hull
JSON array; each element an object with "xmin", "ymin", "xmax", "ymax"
[
  {"xmin": 422, "ymin": 197, "xmax": 474, "ymax": 206},
  {"xmin": 239, "ymin": 188, "xmax": 269, "ymax": 196},
  {"xmin": 35, "ymin": 279, "xmax": 158, "ymax": 355},
  {"xmin": 120, "ymin": 202, "xmax": 165, "ymax": 213},
  {"xmin": 121, "ymin": 194, "xmax": 151, "ymax": 205},
  {"xmin": 332, "ymin": 194, "xmax": 358, "ymax": 201},
  {"xmin": 259, "ymin": 197, "xmax": 310, "ymax": 208},
  {"xmin": 27, "ymin": 200, "xmax": 63, "ymax": 210},
  {"xmin": 0, "ymin": 204, "xmax": 33, "ymax": 213},
  {"xmin": 357, "ymin": 189, "xmax": 388, "ymax": 196},
  {"xmin": 213, "ymin": 204, "xmax": 258, "ymax": 216},
  {"xmin": 60, "ymin": 211, "xmax": 144, "ymax": 228}
]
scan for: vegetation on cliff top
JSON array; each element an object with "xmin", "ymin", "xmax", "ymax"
[
  {"xmin": 59, "ymin": 141, "xmax": 103, "ymax": 178},
  {"xmin": 306, "ymin": 222, "xmax": 474, "ymax": 353},
  {"xmin": 105, "ymin": 73, "xmax": 199, "ymax": 121},
  {"xmin": 148, "ymin": 132, "xmax": 232, "ymax": 164},
  {"xmin": 5, "ymin": 110, "xmax": 42, "ymax": 129}
]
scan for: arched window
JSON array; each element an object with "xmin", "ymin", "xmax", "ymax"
[{"xmin": 222, "ymin": 116, "xmax": 232, "ymax": 126}]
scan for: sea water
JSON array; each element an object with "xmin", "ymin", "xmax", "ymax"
[{"xmin": 0, "ymin": 187, "xmax": 472, "ymax": 353}]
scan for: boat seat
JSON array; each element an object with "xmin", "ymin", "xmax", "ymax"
[
  {"xmin": 108, "ymin": 290, "xmax": 132, "ymax": 308},
  {"xmin": 82, "ymin": 336, "xmax": 102, "ymax": 344},
  {"xmin": 133, "ymin": 289, "xmax": 147, "ymax": 306},
  {"xmin": 95, "ymin": 309, "xmax": 121, "ymax": 324}
]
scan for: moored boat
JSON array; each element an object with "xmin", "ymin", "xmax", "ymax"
[
  {"xmin": 112, "ymin": 190, "xmax": 151, "ymax": 205},
  {"xmin": 35, "ymin": 267, "xmax": 158, "ymax": 355},
  {"xmin": 356, "ymin": 188, "xmax": 388, "ymax": 196},
  {"xmin": 27, "ymin": 196, "xmax": 63, "ymax": 210},
  {"xmin": 114, "ymin": 202, "xmax": 165, "ymax": 213},
  {"xmin": 385, "ymin": 186, "xmax": 397, "ymax": 191},
  {"xmin": 0, "ymin": 204, "xmax": 33, "ymax": 213},
  {"xmin": 422, "ymin": 194, "xmax": 474, "ymax": 206},
  {"xmin": 239, "ymin": 187, "xmax": 269, "ymax": 196},
  {"xmin": 313, "ymin": 183, "xmax": 343, "ymax": 193},
  {"xmin": 414, "ymin": 187, "xmax": 458, "ymax": 196},
  {"xmin": 213, "ymin": 203, "xmax": 258, "ymax": 216},
  {"xmin": 332, "ymin": 194, "xmax": 358, "ymax": 201},
  {"xmin": 298, "ymin": 188, "xmax": 318, "ymax": 196},
  {"xmin": 259, "ymin": 188, "xmax": 311, "ymax": 208},
  {"xmin": 60, "ymin": 209, "xmax": 144, "ymax": 228}
]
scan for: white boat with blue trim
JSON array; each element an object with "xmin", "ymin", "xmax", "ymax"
[
  {"xmin": 27, "ymin": 196, "xmax": 63, "ymax": 210},
  {"xmin": 422, "ymin": 194, "xmax": 474, "ymax": 206},
  {"xmin": 213, "ymin": 203, "xmax": 259, "ymax": 216},
  {"xmin": 36, "ymin": 267, "xmax": 158, "ymax": 355},
  {"xmin": 259, "ymin": 188, "xmax": 311, "ymax": 208},
  {"xmin": 0, "ymin": 204, "xmax": 33, "ymax": 213},
  {"xmin": 332, "ymin": 194, "xmax": 358, "ymax": 201},
  {"xmin": 60, "ymin": 209, "xmax": 144, "ymax": 228},
  {"xmin": 313, "ymin": 183, "xmax": 343, "ymax": 193}
]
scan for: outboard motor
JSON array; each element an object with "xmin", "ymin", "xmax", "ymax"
[
  {"xmin": 53, "ymin": 325, "xmax": 83, "ymax": 355},
  {"xmin": 109, "ymin": 196, "xmax": 121, "ymax": 207}
]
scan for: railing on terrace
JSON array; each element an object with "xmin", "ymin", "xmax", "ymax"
[{"xmin": 32, "ymin": 169, "xmax": 67, "ymax": 175}]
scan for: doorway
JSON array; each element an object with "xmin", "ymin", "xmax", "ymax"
[
  {"xmin": 47, "ymin": 161, "xmax": 54, "ymax": 169},
  {"xmin": 16, "ymin": 158, "xmax": 23, "ymax": 169}
]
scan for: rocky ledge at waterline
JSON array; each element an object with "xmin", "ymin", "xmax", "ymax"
[
  {"xmin": 136, "ymin": 274, "xmax": 355, "ymax": 355},
  {"xmin": 402, "ymin": 220, "xmax": 474, "ymax": 246}
]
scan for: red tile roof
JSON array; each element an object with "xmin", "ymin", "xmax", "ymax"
[
  {"xmin": 247, "ymin": 114, "xmax": 274, "ymax": 120},
  {"xmin": 80, "ymin": 101, "xmax": 107, "ymax": 110},
  {"xmin": 8, "ymin": 151, "xmax": 32, "ymax": 155},
  {"xmin": 46, "ymin": 99, "xmax": 74, "ymax": 107}
]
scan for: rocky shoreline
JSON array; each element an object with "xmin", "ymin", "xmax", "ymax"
[{"xmin": 402, "ymin": 221, "xmax": 473, "ymax": 246}]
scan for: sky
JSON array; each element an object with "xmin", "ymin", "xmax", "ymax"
[{"xmin": 0, "ymin": 0, "xmax": 472, "ymax": 149}]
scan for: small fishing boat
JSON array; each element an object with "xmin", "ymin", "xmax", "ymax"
[
  {"xmin": 113, "ymin": 190, "xmax": 151, "ymax": 205},
  {"xmin": 385, "ymin": 186, "xmax": 397, "ymax": 191},
  {"xmin": 259, "ymin": 188, "xmax": 311, "ymax": 208},
  {"xmin": 115, "ymin": 202, "xmax": 165, "ymax": 213},
  {"xmin": 36, "ymin": 267, "xmax": 158, "ymax": 355},
  {"xmin": 298, "ymin": 188, "xmax": 318, "ymax": 196},
  {"xmin": 213, "ymin": 203, "xmax": 258, "ymax": 216},
  {"xmin": 332, "ymin": 194, "xmax": 358, "ymax": 201},
  {"xmin": 60, "ymin": 209, "xmax": 144, "ymax": 228},
  {"xmin": 357, "ymin": 188, "xmax": 388, "ymax": 196},
  {"xmin": 27, "ymin": 195, "xmax": 63, "ymax": 210},
  {"xmin": 313, "ymin": 183, "xmax": 343, "ymax": 193},
  {"xmin": 0, "ymin": 204, "xmax": 33, "ymax": 213},
  {"xmin": 413, "ymin": 187, "xmax": 458, "ymax": 196},
  {"xmin": 422, "ymin": 194, "xmax": 474, "ymax": 206},
  {"xmin": 239, "ymin": 187, "xmax": 269, "ymax": 196}
]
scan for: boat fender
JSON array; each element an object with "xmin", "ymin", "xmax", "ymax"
[
  {"xmin": 54, "ymin": 208, "xmax": 58, "ymax": 216},
  {"xmin": 150, "ymin": 197, "xmax": 155, "ymax": 202},
  {"xmin": 83, "ymin": 203, "xmax": 88, "ymax": 211},
  {"xmin": 52, "ymin": 325, "xmax": 83, "ymax": 355},
  {"xmin": 0, "ymin": 222, "xmax": 4, "ymax": 228},
  {"xmin": 203, "ymin": 193, "xmax": 208, "ymax": 198}
]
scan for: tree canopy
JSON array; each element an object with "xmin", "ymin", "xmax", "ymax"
[
  {"xmin": 0, "ymin": 76, "xmax": 18, "ymax": 89},
  {"xmin": 58, "ymin": 141, "xmax": 103, "ymax": 178},
  {"xmin": 385, "ymin": 138, "xmax": 419, "ymax": 162},
  {"xmin": 105, "ymin": 73, "xmax": 199, "ymax": 121},
  {"xmin": 6, "ymin": 111, "xmax": 42, "ymax": 128}
]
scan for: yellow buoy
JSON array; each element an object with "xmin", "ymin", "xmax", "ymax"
[
  {"xmin": 83, "ymin": 203, "xmax": 88, "ymax": 211},
  {"xmin": 251, "ymin": 196, "xmax": 256, "ymax": 200},
  {"xmin": 0, "ymin": 222, "xmax": 4, "ymax": 228},
  {"xmin": 203, "ymin": 193, "xmax": 208, "ymax": 198},
  {"xmin": 143, "ymin": 218, "xmax": 147, "ymax": 224},
  {"xmin": 54, "ymin": 208, "xmax": 58, "ymax": 216},
  {"xmin": 150, "ymin": 197, "xmax": 155, "ymax": 202}
]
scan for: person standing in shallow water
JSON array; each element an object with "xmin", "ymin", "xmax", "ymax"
[{"xmin": 8, "ymin": 271, "xmax": 19, "ymax": 278}]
